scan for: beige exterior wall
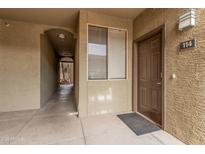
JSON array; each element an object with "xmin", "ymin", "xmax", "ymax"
[
  {"xmin": 133, "ymin": 9, "xmax": 205, "ymax": 144},
  {"xmin": 74, "ymin": 15, "xmax": 80, "ymax": 109},
  {"xmin": 40, "ymin": 34, "xmax": 58, "ymax": 107},
  {"xmin": 77, "ymin": 10, "xmax": 133, "ymax": 117},
  {"xmin": 0, "ymin": 19, "xmax": 41, "ymax": 111},
  {"xmin": 0, "ymin": 18, "xmax": 73, "ymax": 112}
]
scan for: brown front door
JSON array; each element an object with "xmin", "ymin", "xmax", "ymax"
[{"xmin": 138, "ymin": 33, "xmax": 162, "ymax": 126}]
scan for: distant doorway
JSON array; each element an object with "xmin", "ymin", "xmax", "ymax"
[{"xmin": 59, "ymin": 60, "xmax": 74, "ymax": 85}]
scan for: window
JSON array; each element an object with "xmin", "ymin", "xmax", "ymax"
[
  {"xmin": 88, "ymin": 26, "xmax": 107, "ymax": 80},
  {"xmin": 88, "ymin": 25, "xmax": 127, "ymax": 80},
  {"xmin": 108, "ymin": 29, "xmax": 126, "ymax": 79}
]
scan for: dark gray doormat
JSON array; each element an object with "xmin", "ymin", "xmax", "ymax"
[{"xmin": 117, "ymin": 112, "xmax": 160, "ymax": 136}]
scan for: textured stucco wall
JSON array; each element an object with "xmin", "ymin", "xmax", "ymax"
[
  {"xmin": 133, "ymin": 8, "xmax": 205, "ymax": 144},
  {"xmin": 78, "ymin": 10, "xmax": 133, "ymax": 117},
  {"xmin": 0, "ymin": 18, "xmax": 73, "ymax": 112},
  {"xmin": 40, "ymin": 34, "xmax": 58, "ymax": 107}
]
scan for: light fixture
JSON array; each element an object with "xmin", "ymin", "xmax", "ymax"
[
  {"xmin": 58, "ymin": 33, "xmax": 65, "ymax": 39},
  {"xmin": 178, "ymin": 9, "xmax": 196, "ymax": 31}
]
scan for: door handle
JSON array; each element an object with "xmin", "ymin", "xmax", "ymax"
[{"xmin": 156, "ymin": 82, "xmax": 162, "ymax": 85}]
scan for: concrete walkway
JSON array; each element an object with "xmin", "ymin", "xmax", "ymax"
[{"xmin": 0, "ymin": 85, "xmax": 184, "ymax": 145}]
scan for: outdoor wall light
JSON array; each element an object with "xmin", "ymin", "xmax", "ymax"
[
  {"xmin": 178, "ymin": 9, "xmax": 196, "ymax": 31},
  {"xmin": 58, "ymin": 33, "xmax": 65, "ymax": 39}
]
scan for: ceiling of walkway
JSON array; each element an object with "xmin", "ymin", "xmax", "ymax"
[
  {"xmin": 0, "ymin": 8, "xmax": 145, "ymax": 30},
  {"xmin": 45, "ymin": 29, "xmax": 75, "ymax": 57},
  {"xmin": 0, "ymin": 8, "xmax": 145, "ymax": 59}
]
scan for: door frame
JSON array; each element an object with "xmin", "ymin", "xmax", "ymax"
[
  {"xmin": 132, "ymin": 25, "xmax": 165, "ymax": 129},
  {"xmin": 59, "ymin": 60, "xmax": 74, "ymax": 85}
]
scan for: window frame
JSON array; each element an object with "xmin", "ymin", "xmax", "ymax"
[
  {"xmin": 87, "ymin": 25, "xmax": 108, "ymax": 80},
  {"xmin": 87, "ymin": 23, "xmax": 128, "ymax": 81}
]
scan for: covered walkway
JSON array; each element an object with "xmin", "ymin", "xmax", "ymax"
[{"xmin": 0, "ymin": 85, "xmax": 183, "ymax": 145}]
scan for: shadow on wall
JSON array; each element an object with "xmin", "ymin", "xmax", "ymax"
[{"xmin": 40, "ymin": 34, "xmax": 59, "ymax": 107}]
